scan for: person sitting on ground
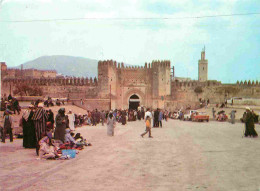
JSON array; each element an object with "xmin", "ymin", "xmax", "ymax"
[
  {"xmin": 64, "ymin": 128, "xmax": 76, "ymax": 145},
  {"xmin": 39, "ymin": 132, "xmax": 59, "ymax": 159},
  {"xmin": 56, "ymin": 99, "xmax": 61, "ymax": 106},
  {"xmin": 64, "ymin": 128, "xmax": 86, "ymax": 147},
  {"xmin": 141, "ymin": 116, "xmax": 153, "ymax": 138},
  {"xmin": 44, "ymin": 100, "xmax": 49, "ymax": 107}
]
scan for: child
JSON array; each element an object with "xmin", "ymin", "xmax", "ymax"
[{"xmin": 141, "ymin": 116, "xmax": 153, "ymax": 138}]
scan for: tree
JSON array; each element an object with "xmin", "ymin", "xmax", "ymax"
[
  {"xmin": 194, "ymin": 86, "xmax": 203, "ymax": 94},
  {"xmin": 13, "ymin": 84, "xmax": 43, "ymax": 96}
]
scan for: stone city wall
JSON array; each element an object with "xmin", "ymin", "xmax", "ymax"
[
  {"xmin": 171, "ymin": 80, "xmax": 260, "ymax": 109},
  {"xmin": 71, "ymin": 99, "xmax": 110, "ymax": 111}
]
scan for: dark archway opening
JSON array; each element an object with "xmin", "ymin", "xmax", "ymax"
[{"xmin": 129, "ymin": 94, "xmax": 140, "ymax": 110}]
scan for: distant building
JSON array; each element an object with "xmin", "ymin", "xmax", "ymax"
[
  {"xmin": 198, "ymin": 46, "xmax": 208, "ymax": 82},
  {"xmin": 173, "ymin": 77, "xmax": 192, "ymax": 82},
  {"xmin": 1, "ymin": 64, "xmax": 57, "ymax": 79}
]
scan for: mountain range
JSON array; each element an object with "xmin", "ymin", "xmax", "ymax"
[{"xmin": 15, "ymin": 55, "xmax": 99, "ymax": 77}]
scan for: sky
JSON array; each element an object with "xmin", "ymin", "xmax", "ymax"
[{"xmin": 0, "ymin": 0, "xmax": 259, "ymax": 83}]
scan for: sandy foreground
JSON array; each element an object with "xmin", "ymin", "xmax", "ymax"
[{"xmin": 1, "ymin": 107, "xmax": 260, "ymax": 191}]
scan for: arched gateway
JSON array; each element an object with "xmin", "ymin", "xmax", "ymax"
[{"xmin": 129, "ymin": 94, "xmax": 140, "ymax": 110}]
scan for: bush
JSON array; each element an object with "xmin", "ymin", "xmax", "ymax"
[
  {"xmin": 194, "ymin": 86, "xmax": 203, "ymax": 94},
  {"xmin": 13, "ymin": 84, "xmax": 43, "ymax": 96}
]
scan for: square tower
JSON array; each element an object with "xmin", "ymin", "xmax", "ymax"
[{"xmin": 198, "ymin": 47, "xmax": 208, "ymax": 82}]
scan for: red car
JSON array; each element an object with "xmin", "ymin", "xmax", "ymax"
[{"xmin": 191, "ymin": 112, "xmax": 209, "ymax": 122}]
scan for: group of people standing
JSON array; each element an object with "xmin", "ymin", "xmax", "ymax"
[
  {"xmin": 0, "ymin": 94, "xmax": 21, "ymax": 114},
  {"xmin": 21, "ymin": 103, "xmax": 79, "ymax": 155}
]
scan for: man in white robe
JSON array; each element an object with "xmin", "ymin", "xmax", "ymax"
[{"xmin": 67, "ymin": 110, "xmax": 75, "ymax": 131}]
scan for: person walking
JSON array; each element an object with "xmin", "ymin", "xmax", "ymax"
[
  {"xmin": 153, "ymin": 109, "xmax": 159, "ymax": 127},
  {"xmin": 141, "ymin": 116, "xmax": 153, "ymax": 138},
  {"xmin": 212, "ymin": 107, "xmax": 216, "ymax": 119},
  {"xmin": 230, "ymin": 110, "xmax": 236, "ymax": 124},
  {"xmin": 32, "ymin": 103, "xmax": 48, "ymax": 155},
  {"xmin": 107, "ymin": 113, "xmax": 116, "ymax": 136},
  {"xmin": 1, "ymin": 109, "xmax": 14, "ymax": 143},
  {"xmin": 159, "ymin": 109, "xmax": 163, "ymax": 128},
  {"xmin": 145, "ymin": 108, "xmax": 153, "ymax": 121},
  {"xmin": 244, "ymin": 107, "xmax": 258, "ymax": 138}
]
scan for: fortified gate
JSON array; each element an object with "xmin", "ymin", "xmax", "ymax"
[{"xmin": 98, "ymin": 60, "xmax": 171, "ymax": 110}]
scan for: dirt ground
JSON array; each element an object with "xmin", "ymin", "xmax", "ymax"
[{"xmin": 1, "ymin": 105, "xmax": 260, "ymax": 191}]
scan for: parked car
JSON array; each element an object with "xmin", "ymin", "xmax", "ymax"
[
  {"xmin": 191, "ymin": 112, "xmax": 209, "ymax": 122},
  {"xmin": 183, "ymin": 110, "xmax": 198, "ymax": 121},
  {"xmin": 216, "ymin": 110, "xmax": 228, "ymax": 121}
]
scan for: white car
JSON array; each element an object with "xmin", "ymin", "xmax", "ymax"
[{"xmin": 183, "ymin": 110, "xmax": 198, "ymax": 121}]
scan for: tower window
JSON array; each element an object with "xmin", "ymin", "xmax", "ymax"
[{"xmin": 203, "ymin": 67, "xmax": 204, "ymax": 70}]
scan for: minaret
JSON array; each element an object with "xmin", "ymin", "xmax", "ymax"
[
  {"xmin": 198, "ymin": 46, "xmax": 208, "ymax": 82},
  {"xmin": 21, "ymin": 64, "xmax": 23, "ymax": 78}
]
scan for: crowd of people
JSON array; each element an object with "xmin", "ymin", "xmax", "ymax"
[
  {"xmin": 1, "ymin": 101, "xmax": 90, "ymax": 160},
  {"xmin": 1, "ymin": 94, "xmax": 21, "ymax": 114},
  {"xmin": 0, "ymin": 95, "xmax": 259, "ymax": 161}
]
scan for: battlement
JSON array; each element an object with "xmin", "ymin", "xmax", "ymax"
[
  {"xmin": 2, "ymin": 77, "xmax": 98, "ymax": 87},
  {"xmin": 151, "ymin": 60, "xmax": 171, "ymax": 68},
  {"xmin": 236, "ymin": 80, "xmax": 260, "ymax": 86},
  {"xmin": 98, "ymin": 60, "xmax": 118, "ymax": 68},
  {"xmin": 171, "ymin": 80, "xmax": 221, "ymax": 88},
  {"xmin": 98, "ymin": 59, "xmax": 170, "ymax": 70},
  {"xmin": 6, "ymin": 68, "xmax": 56, "ymax": 73}
]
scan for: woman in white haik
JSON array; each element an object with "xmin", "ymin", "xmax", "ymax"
[
  {"xmin": 107, "ymin": 113, "xmax": 116, "ymax": 136},
  {"xmin": 67, "ymin": 110, "xmax": 75, "ymax": 131}
]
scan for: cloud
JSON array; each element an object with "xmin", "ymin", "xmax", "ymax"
[{"xmin": 0, "ymin": 0, "xmax": 259, "ymax": 82}]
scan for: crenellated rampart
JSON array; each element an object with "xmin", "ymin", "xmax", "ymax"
[
  {"xmin": 236, "ymin": 80, "xmax": 260, "ymax": 86},
  {"xmin": 2, "ymin": 77, "xmax": 98, "ymax": 87},
  {"xmin": 98, "ymin": 59, "xmax": 170, "ymax": 70}
]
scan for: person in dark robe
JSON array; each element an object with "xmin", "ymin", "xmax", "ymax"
[
  {"xmin": 22, "ymin": 105, "xmax": 36, "ymax": 148},
  {"xmin": 141, "ymin": 108, "xmax": 145, "ymax": 120},
  {"xmin": 31, "ymin": 102, "xmax": 48, "ymax": 155},
  {"xmin": 244, "ymin": 107, "xmax": 258, "ymax": 138},
  {"xmin": 137, "ymin": 110, "xmax": 141, "ymax": 120},
  {"xmin": 47, "ymin": 109, "xmax": 54, "ymax": 127},
  {"xmin": 56, "ymin": 99, "xmax": 61, "ymax": 106},
  {"xmin": 96, "ymin": 109, "xmax": 101, "ymax": 124},
  {"xmin": 153, "ymin": 109, "xmax": 159, "ymax": 127},
  {"xmin": 1, "ymin": 98, "xmax": 6, "ymax": 111},
  {"xmin": 8, "ymin": 94, "xmax": 12, "ymax": 101},
  {"xmin": 159, "ymin": 109, "xmax": 163, "ymax": 128},
  {"xmin": 34, "ymin": 99, "xmax": 40, "ymax": 107},
  {"xmin": 1, "ymin": 109, "xmax": 14, "ymax": 143},
  {"xmin": 128, "ymin": 109, "xmax": 134, "ymax": 121},
  {"xmin": 54, "ymin": 108, "xmax": 67, "ymax": 142},
  {"xmin": 121, "ymin": 110, "xmax": 127, "ymax": 125},
  {"xmin": 91, "ymin": 110, "xmax": 97, "ymax": 126}
]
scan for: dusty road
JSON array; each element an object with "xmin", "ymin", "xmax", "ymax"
[{"xmin": 1, "ymin": 118, "xmax": 260, "ymax": 191}]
